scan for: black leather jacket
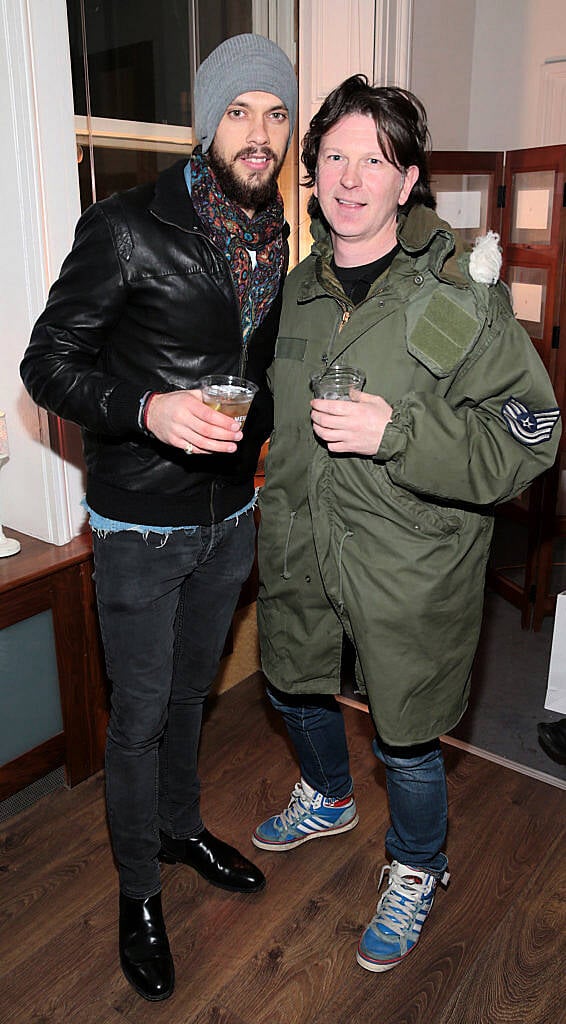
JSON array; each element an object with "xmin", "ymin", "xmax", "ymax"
[{"xmin": 20, "ymin": 160, "xmax": 287, "ymax": 526}]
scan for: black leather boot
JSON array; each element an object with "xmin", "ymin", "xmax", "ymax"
[
  {"xmin": 119, "ymin": 892, "xmax": 175, "ymax": 1001},
  {"xmin": 159, "ymin": 827, "xmax": 265, "ymax": 892},
  {"xmin": 537, "ymin": 718, "xmax": 566, "ymax": 763}
]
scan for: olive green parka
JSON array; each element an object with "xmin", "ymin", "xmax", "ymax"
[{"xmin": 257, "ymin": 206, "xmax": 561, "ymax": 745}]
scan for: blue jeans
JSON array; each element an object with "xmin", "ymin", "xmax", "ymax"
[
  {"xmin": 93, "ymin": 513, "xmax": 256, "ymax": 898},
  {"xmin": 267, "ymin": 685, "xmax": 448, "ymax": 878}
]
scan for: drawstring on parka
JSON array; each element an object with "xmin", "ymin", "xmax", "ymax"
[
  {"xmin": 280, "ymin": 511, "xmax": 353, "ymax": 610},
  {"xmin": 281, "ymin": 510, "xmax": 297, "ymax": 579}
]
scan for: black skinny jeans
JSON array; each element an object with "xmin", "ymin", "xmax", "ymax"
[{"xmin": 92, "ymin": 511, "xmax": 256, "ymax": 897}]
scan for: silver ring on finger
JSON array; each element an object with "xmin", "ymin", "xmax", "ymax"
[{"xmin": 184, "ymin": 442, "xmax": 194, "ymax": 455}]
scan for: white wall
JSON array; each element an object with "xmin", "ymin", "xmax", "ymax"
[
  {"xmin": 411, "ymin": 0, "xmax": 476, "ymax": 149},
  {"xmin": 468, "ymin": 0, "xmax": 529, "ymax": 151},
  {"xmin": 469, "ymin": 0, "xmax": 566, "ymax": 150},
  {"xmin": 298, "ymin": 0, "xmax": 376, "ymax": 258},
  {"xmin": 1, "ymin": 0, "xmax": 84, "ymax": 544},
  {"xmin": 412, "ymin": 0, "xmax": 566, "ymax": 152},
  {"xmin": 297, "ymin": 0, "xmax": 414, "ymax": 259}
]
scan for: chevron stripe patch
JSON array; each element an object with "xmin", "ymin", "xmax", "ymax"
[{"xmin": 501, "ymin": 397, "xmax": 560, "ymax": 446}]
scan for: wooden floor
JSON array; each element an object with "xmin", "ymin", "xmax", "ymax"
[{"xmin": 1, "ymin": 672, "xmax": 565, "ymax": 1024}]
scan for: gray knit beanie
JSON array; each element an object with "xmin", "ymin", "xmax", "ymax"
[{"xmin": 194, "ymin": 34, "xmax": 297, "ymax": 154}]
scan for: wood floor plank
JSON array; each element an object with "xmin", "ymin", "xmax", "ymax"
[
  {"xmin": 436, "ymin": 836, "xmax": 566, "ymax": 1024},
  {"xmin": 141, "ymin": 821, "xmax": 373, "ymax": 1023},
  {"xmin": 0, "ymin": 823, "xmax": 114, "ymax": 976},
  {"xmin": 1, "ymin": 674, "xmax": 564, "ymax": 1024},
  {"xmin": 2, "ymin": 994, "xmax": 127, "ymax": 1024},
  {"xmin": 184, "ymin": 845, "xmax": 383, "ymax": 1024},
  {"xmin": 0, "ymin": 857, "xmax": 118, "ymax": 1020},
  {"xmin": 188, "ymin": 1009, "xmax": 252, "ymax": 1024},
  {"xmin": 0, "ymin": 771, "xmax": 106, "ymax": 871}
]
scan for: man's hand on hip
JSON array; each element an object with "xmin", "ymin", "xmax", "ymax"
[
  {"xmin": 310, "ymin": 390, "xmax": 393, "ymax": 456},
  {"xmin": 145, "ymin": 390, "xmax": 243, "ymax": 454}
]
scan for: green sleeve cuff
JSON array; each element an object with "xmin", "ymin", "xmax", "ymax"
[{"xmin": 373, "ymin": 400, "xmax": 410, "ymax": 461}]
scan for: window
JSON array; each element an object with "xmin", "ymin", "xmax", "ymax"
[{"xmin": 66, "ymin": 0, "xmax": 253, "ymax": 205}]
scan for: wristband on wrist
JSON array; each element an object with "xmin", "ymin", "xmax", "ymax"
[{"xmin": 138, "ymin": 390, "xmax": 156, "ymax": 436}]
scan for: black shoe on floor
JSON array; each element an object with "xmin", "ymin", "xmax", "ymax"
[
  {"xmin": 159, "ymin": 827, "xmax": 266, "ymax": 893},
  {"xmin": 537, "ymin": 718, "xmax": 566, "ymax": 764},
  {"xmin": 119, "ymin": 892, "xmax": 175, "ymax": 1001}
]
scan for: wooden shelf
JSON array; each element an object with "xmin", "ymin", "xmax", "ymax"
[
  {"xmin": 0, "ymin": 529, "xmax": 94, "ymax": 596},
  {"xmin": 0, "ymin": 529, "xmax": 109, "ymax": 800}
]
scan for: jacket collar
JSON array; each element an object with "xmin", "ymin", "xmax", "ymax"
[
  {"xmin": 396, "ymin": 206, "xmax": 468, "ymax": 286},
  {"xmin": 149, "ymin": 158, "xmax": 199, "ymax": 231},
  {"xmin": 148, "ymin": 157, "xmax": 292, "ymax": 245},
  {"xmin": 305, "ymin": 204, "xmax": 469, "ymax": 300}
]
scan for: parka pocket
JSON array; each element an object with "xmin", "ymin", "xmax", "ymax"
[
  {"xmin": 275, "ymin": 336, "xmax": 307, "ymax": 361},
  {"xmin": 369, "ymin": 463, "xmax": 465, "ymax": 538},
  {"xmin": 270, "ymin": 337, "xmax": 314, "ymax": 436}
]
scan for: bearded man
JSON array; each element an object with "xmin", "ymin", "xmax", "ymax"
[{"xmin": 20, "ymin": 34, "xmax": 297, "ymax": 1002}]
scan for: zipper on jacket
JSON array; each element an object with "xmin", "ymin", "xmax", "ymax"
[
  {"xmin": 197, "ymin": 232, "xmax": 251, "ymax": 378},
  {"xmin": 201, "ymin": 232, "xmax": 248, "ymax": 373},
  {"xmin": 150, "ymin": 209, "xmax": 247, "ymax": 368},
  {"xmin": 149, "ymin": 212, "xmax": 243, "ymax": 528},
  {"xmin": 281, "ymin": 510, "xmax": 297, "ymax": 579},
  {"xmin": 338, "ymin": 308, "xmax": 351, "ymax": 333},
  {"xmin": 239, "ymin": 346, "xmax": 248, "ymax": 378},
  {"xmin": 325, "ymin": 303, "xmax": 351, "ymax": 365}
]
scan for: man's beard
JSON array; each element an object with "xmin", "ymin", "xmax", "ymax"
[{"xmin": 207, "ymin": 143, "xmax": 283, "ymax": 213}]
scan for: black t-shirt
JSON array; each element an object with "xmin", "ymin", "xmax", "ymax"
[{"xmin": 331, "ymin": 245, "xmax": 399, "ymax": 306}]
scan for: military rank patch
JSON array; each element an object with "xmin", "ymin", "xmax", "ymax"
[{"xmin": 501, "ymin": 397, "xmax": 560, "ymax": 445}]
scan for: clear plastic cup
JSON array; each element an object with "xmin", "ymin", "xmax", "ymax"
[
  {"xmin": 310, "ymin": 365, "xmax": 366, "ymax": 400},
  {"xmin": 199, "ymin": 374, "xmax": 258, "ymax": 426}
]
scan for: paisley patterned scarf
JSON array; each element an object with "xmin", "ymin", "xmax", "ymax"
[{"xmin": 189, "ymin": 149, "xmax": 285, "ymax": 344}]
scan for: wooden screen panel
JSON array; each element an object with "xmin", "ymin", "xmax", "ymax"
[
  {"xmin": 501, "ymin": 145, "xmax": 566, "ymax": 391},
  {"xmin": 429, "ymin": 150, "xmax": 504, "ymax": 242}
]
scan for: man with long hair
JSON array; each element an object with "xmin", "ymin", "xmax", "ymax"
[{"xmin": 253, "ymin": 75, "xmax": 560, "ymax": 973}]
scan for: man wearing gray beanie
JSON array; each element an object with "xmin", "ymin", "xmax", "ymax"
[
  {"xmin": 194, "ymin": 33, "xmax": 297, "ymax": 155},
  {"xmin": 21, "ymin": 33, "xmax": 297, "ymax": 1003}
]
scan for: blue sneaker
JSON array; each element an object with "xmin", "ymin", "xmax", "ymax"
[
  {"xmin": 357, "ymin": 861, "xmax": 448, "ymax": 972},
  {"xmin": 252, "ymin": 778, "xmax": 359, "ymax": 851}
]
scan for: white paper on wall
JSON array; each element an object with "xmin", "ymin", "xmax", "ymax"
[
  {"xmin": 515, "ymin": 188, "xmax": 550, "ymax": 230},
  {"xmin": 545, "ymin": 592, "xmax": 566, "ymax": 714},
  {"xmin": 435, "ymin": 190, "xmax": 482, "ymax": 229},
  {"xmin": 511, "ymin": 281, "xmax": 543, "ymax": 323}
]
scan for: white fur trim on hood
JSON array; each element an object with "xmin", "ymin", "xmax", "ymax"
[{"xmin": 469, "ymin": 230, "xmax": 502, "ymax": 285}]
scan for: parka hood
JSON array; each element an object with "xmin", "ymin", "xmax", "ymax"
[
  {"xmin": 309, "ymin": 204, "xmax": 486, "ymax": 291},
  {"xmin": 397, "ymin": 208, "xmax": 502, "ymax": 288},
  {"xmin": 397, "ymin": 206, "xmax": 466, "ymax": 285}
]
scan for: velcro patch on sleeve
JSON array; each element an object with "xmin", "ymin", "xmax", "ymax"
[
  {"xmin": 407, "ymin": 289, "xmax": 481, "ymax": 377},
  {"xmin": 501, "ymin": 397, "xmax": 560, "ymax": 446}
]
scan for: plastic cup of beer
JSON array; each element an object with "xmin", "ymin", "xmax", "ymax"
[
  {"xmin": 199, "ymin": 374, "xmax": 258, "ymax": 427},
  {"xmin": 310, "ymin": 365, "xmax": 365, "ymax": 400}
]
